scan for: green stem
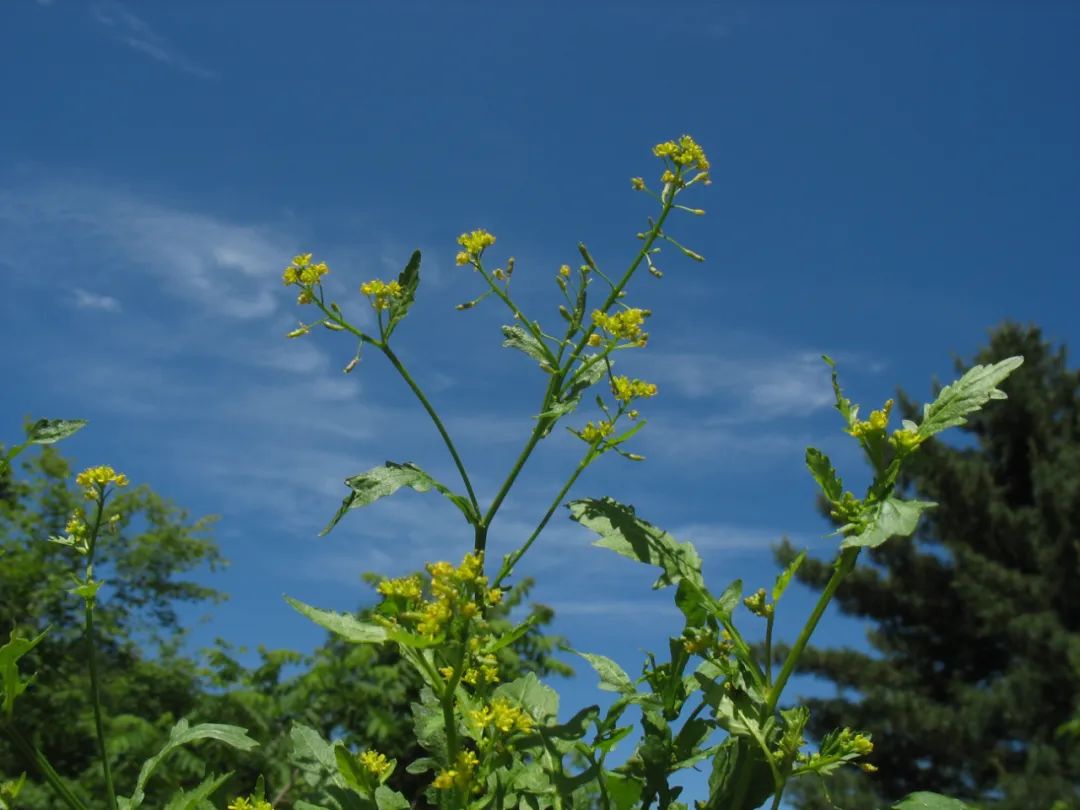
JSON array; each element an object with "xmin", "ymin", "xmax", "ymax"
[
  {"xmin": 83, "ymin": 493, "xmax": 118, "ymax": 810},
  {"xmin": 85, "ymin": 602, "xmax": 118, "ymax": 810},
  {"xmin": 480, "ymin": 186, "xmax": 679, "ymax": 541},
  {"xmin": 493, "ymin": 449, "xmax": 596, "ymax": 587},
  {"xmin": 764, "ymin": 610, "xmax": 775, "ymax": 686},
  {"xmin": 3, "ymin": 724, "xmax": 88, "ymax": 809},
  {"xmin": 766, "ymin": 547, "xmax": 859, "ymax": 715},
  {"xmin": 377, "ymin": 344, "xmax": 481, "ymax": 521}
]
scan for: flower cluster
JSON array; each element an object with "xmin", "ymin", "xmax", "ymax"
[
  {"xmin": 848, "ymin": 399, "xmax": 893, "ymax": 438},
  {"xmin": 591, "ymin": 308, "xmax": 649, "ymax": 345},
  {"xmin": 580, "ymin": 420, "xmax": 614, "ymax": 444},
  {"xmin": 376, "ymin": 552, "xmax": 502, "ymax": 644},
  {"xmin": 455, "ymin": 229, "xmax": 497, "ymax": 265},
  {"xmin": 227, "ymin": 798, "xmax": 271, "ymax": 810},
  {"xmin": 359, "ymin": 279, "xmax": 404, "ymax": 311},
  {"xmin": 282, "ymin": 253, "xmax": 330, "ymax": 286},
  {"xmin": 358, "ymin": 749, "xmax": 394, "ymax": 781},
  {"xmin": 610, "ymin": 375, "xmax": 658, "ymax": 404},
  {"xmin": 653, "ymin": 135, "xmax": 711, "ymax": 175},
  {"xmin": 798, "ymin": 727, "xmax": 875, "ymax": 774},
  {"xmin": 75, "ymin": 465, "xmax": 128, "ymax": 499},
  {"xmin": 432, "ymin": 749, "xmax": 480, "ymax": 792},
  {"xmin": 473, "ymin": 697, "xmax": 534, "ymax": 735}
]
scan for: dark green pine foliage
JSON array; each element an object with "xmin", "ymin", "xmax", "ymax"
[{"xmin": 779, "ymin": 324, "xmax": 1080, "ymax": 809}]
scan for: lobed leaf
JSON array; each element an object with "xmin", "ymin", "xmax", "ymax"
[
  {"xmin": 125, "ymin": 719, "xmax": 257, "ymax": 809},
  {"xmin": 569, "ymin": 497, "xmax": 703, "ymax": 590},
  {"xmin": 321, "ymin": 461, "xmax": 475, "ymax": 536},
  {"xmin": 918, "ymin": 356, "xmax": 1023, "ymax": 438},
  {"xmin": 385, "ymin": 250, "xmax": 421, "ymax": 337},
  {"xmin": 891, "ymin": 793, "xmax": 973, "ymax": 810},
  {"xmin": 162, "ymin": 772, "xmax": 233, "ymax": 810},
  {"xmin": 502, "ymin": 324, "xmax": 552, "ymax": 368},
  {"xmin": 0, "ymin": 628, "xmax": 49, "ymax": 718},
  {"xmin": 773, "ymin": 550, "xmax": 806, "ymax": 602},
  {"xmin": 805, "ymin": 447, "xmax": 843, "ymax": 503},
  {"xmin": 285, "ymin": 596, "xmax": 388, "ymax": 644},
  {"xmin": 841, "ymin": 497, "xmax": 936, "ymax": 549},
  {"xmin": 572, "ymin": 650, "xmax": 636, "ymax": 695},
  {"xmin": 26, "ymin": 418, "xmax": 88, "ymax": 445},
  {"xmin": 494, "ymin": 672, "xmax": 559, "ymax": 724}
]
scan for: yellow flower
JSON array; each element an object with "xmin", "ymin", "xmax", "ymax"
[
  {"xmin": 75, "ymin": 466, "xmax": 128, "ymax": 498},
  {"xmin": 359, "ymin": 279, "xmax": 404, "ymax": 311},
  {"xmin": 486, "ymin": 587, "xmax": 503, "ymax": 605},
  {"xmin": 587, "ymin": 334, "xmax": 603, "ymax": 347},
  {"xmin": 358, "ymin": 749, "xmax": 393, "ymax": 780},
  {"xmin": 630, "ymin": 176, "xmax": 646, "ymax": 190},
  {"xmin": 65, "ymin": 512, "xmax": 87, "ymax": 537},
  {"xmin": 610, "ymin": 375, "xmax": 659, "ymax": 403},
  {"xmin": 580, "ymin": 420, "xmax": 614, "ymax": 444},
  {"xmin": 282, "ymin": 252, "xmax": 330, "ymax": 287},
  {"xmin": 591, "ymin": 308, "xmax": 649, "ymax": 344},
  {"xmin": 456, "ymin": 229, "xmax": 496, "ymax": 261},
  {"xmin": 433, "ymin": 750, "xmax": 479, "ymax": 791},
  {"xmin": 377, "ymin": 574, "xmax": 422, "ymax": 600},
  {"xmin": 848, "ymin": 400, "xmax": 894, "ymax": 438},
  {"xmin": 891, "ymin": 427, "xmax": 922, "ymax": 452},
  {"xmin": 227, "ymin": 798, "xmax": 271, "ymax": 810},
  {"xmin": 653, "ymin": 135, "xmax": 710, "ymax": 182},
  {"xmin": 558, "ymin": 264, "xmax": 572, "ymax": 278}
]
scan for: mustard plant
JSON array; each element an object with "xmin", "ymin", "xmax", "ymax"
[
  {"xmin": 275, "ymin": 136, "xmax": 1021, "ymax": 810},
  {"xmin": 0, "ymin": 137, "xmax": 1022, "ymax": 810}
]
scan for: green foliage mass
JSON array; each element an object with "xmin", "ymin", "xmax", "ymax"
[{"xmin": 780, "ymin": 324, "xmax": 1080, "ymax": 809}]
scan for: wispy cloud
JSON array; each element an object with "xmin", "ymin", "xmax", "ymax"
[
  {"xmin": 638, "ymin": 350, "xmax": 835, "ymax": 421},
  {"xmin": 91, "ymin": 1, "xmax": 215, "ymax": 79},
  {"xmin": 71, "ymin": 287, "xmax": 121, "ymax": 312}
]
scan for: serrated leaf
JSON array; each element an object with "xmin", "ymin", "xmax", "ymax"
[
  {"xmin": 773, "ymin": 550, "xmax": 806, "ymax": 602},
  {"xmin": 374, "ymin": 786, "xmax": 410, "ymax": 810},
  {"xmin": 385, "ymin": 250, "xmax": 421, "ymax": 337},
  {"xmin": 891, "ymin": 793, "xmax": 973, "ymax": 810},
  {"xmin": 0, "ymin": 627, "xmax": 48, "ymax": 718},
  {"xmin": 285, "ymin": 596, "xmax": 388, "ymax": 644},
  {"xmin": 494, "ymin": 673, "xmax": 559, "ymax": 724},
  {"xmin": 321, "ymin": 461, "xmax": 475, "ymax": 536},
  {"xmin": 125, "ymin": 719, "xmax": 257, "ymax": 809},
  {"xmin": 604, "ymin": 772, "xmax": 643, "ymax": 810},
  {"xmin": 26, "ymin": 418, "xmax": 88, "ymax": 445},
  {"xmin": 805, "ymin": 447, "xmax": 843, "ymax": 503},
  {"xmin": 162, "ymin": 772, "xmax": 232, "ymax": 810},
  {"xmin": 841, "ymin": 497, "xmax": 936, "ymax": 549},
  {"xmin": 502, "ymin": 325, "xmax": 552, "ymax": 367},
  {"xmin": 569, "ymin": 497, "xmax": 703, "ymax": 589},
  {"xmin": 918, "ymin": 356, "xmax": 1023, "ymax": 438},
  {"xmin": 290, "ymin": 723, "xmax": 338, "ymax": 772},
  {"xmin": 573, "ymin": 650, "xmax": 636, "ymax": 695}
]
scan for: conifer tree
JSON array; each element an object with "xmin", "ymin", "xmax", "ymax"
[{"xmin": 780, "ymin": 323, "xmax": 1080, "ymax": 809}]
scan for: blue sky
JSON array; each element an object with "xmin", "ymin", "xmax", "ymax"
[{"xmin": 4, "ymin": 0, "xmax": 1080, "ymax": 801}]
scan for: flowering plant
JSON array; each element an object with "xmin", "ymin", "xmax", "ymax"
[{"xmin": 0, "ymin": 137, "xmax": 1021, "ymax": 810}]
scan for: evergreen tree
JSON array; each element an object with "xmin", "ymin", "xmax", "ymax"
[{"xmin": 779, "ymin": 323, "xmax": 1080, "ymax": 809}]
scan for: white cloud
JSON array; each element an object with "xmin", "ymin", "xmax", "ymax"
[
  {"xmin": 638, "ymin": 350, "xmax": 835, "ymax": 420},
  {"xmin": 72, "ymin": 287, "xmax": 121, "ymax": 312},
  {"xmin": 91, "ymin": 1, "xmax": 216, "ymax": 79}
]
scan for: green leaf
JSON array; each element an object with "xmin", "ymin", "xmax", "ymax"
[
  {"xmin": 918, "ymin": 356, "xmax": 1024, "ymax": 438},
  {"xmin": 539, "ymin": 358, "xmax": 608, "ymax": 422},
  {"xmin": 162, "ymin": 772, "xmax": 233, "ymax": 810},
  {"xmin": 494, "ymin": 672, "xmax": 559, "ymax": 724},
  {"xmin": 604, "ymin": 772, "xmax": 644, "ymax": 810},
  {"xmin": 483, "ymin": 612, "xmax": 542, "ymax": 655},
  {"xmin": 773, "ymin": 550, "xmax": 806, "ymax": 602},
  {"xmin": 891, "ymin": 793, "xmax": 973, "ymax": 810},
  {"xmin": 285, "ymin": 596, "xmax": 388, "ymax": 644},
  {"xmin": 823, "ymin": 355, "xmax": 856, "ymax": 425},
  {"xmin": 569, "ymin": 497, "xmax": 703, "ymax": 589},
  {"xmin": 502, "ymin": 324, "xmax": 552, "ymax": 367},
  {"xmin": 386, "ymin": 250, "xmax": 421, "ymax": 337},
  {"xmin": 334, "ymin": 743, "xmax": 370, "ymax": 794},
  {"xmin": 290, "ymin": 723, "xmax": 340, "ymax": 790},
  {"xmin": 374, "ymin": 786, "xmax": 410, "ymax": 810},
  {"xmin": 125, "ymin": 719, "xmax": 257, "ymax": 809},
  {"xmin": 0, "ymin": 627, "xmax": 49, "ymax": 718},
  {"xmin": 321, "ymin": 461, "xmax": 475, "ymax": 536},
  {"xmin": 572, "ymin": 650, "xmax": 636, "ymax": 695},
  {"xmin": 26, "ymin": 418, "xmax": 88, "ymax": 445},
  {"xmin": 841, "ymin": 497, "xmax": 936, "ymax": 549},
  {"xmin": 806, "ymin": 447, "xmax": 843, "ymax": 503}
]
